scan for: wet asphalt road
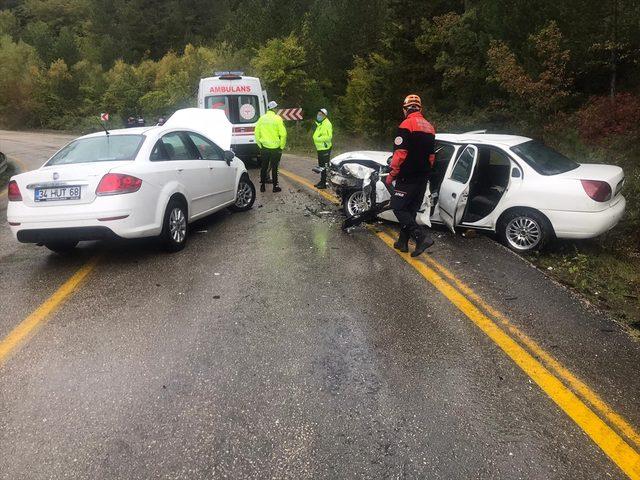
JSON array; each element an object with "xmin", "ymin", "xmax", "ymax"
[{"xmin": 1, "ymin": 131, "xmax": 639, "ymax": 479}]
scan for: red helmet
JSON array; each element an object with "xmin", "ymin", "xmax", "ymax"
[{"xmin": 403, "ymin": 94, "xmax": 422, "ymax": 110}]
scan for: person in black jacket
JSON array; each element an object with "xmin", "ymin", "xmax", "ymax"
[{"xmin": 386, "ymin": 94, "xmax": 436, "ymax": 257}]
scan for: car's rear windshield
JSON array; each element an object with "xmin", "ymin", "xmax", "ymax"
[
  {"xmin": 511, "ymin": 140, "xmax": 579, "ymax": 175},
  {"xmin": 47, "ymin": 135, "xmax": 145, "ymax": 166}
]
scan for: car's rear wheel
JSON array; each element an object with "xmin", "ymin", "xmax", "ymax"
[
  {"xmin": 160, "ymin": 199, "xmax": 188, "ymax": 252},
  {"xmin": 44, "ymin": 240, "xmax": 78, "ymax": 254},
  {"xmin": 229, "ymin": 174, "xmax": 256, "ymax": 212},
  {"xmin": 498, "ymin": 209, "xmax": 550, "ymax": 253},
  {"xmin": 343, "ymin": 190, "xmax": 371, "ymax": 218}
]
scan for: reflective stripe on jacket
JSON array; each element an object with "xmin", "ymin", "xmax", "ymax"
[
  {"xmin": 255, "ymin": 110, "xmax": 287, "ymax": 150},
  {"xmin": 313, "ymin": 118, "xmax": 333, "ymax": 151}
]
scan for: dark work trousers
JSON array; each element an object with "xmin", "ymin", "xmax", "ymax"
[
  {"xmin": 317, "ymin": 149, "xmax": 331, "ymax": 185},
  {"xmin": 260, "ymin": 148, "xmax": 282, "ymax": 186},
  {"xmin": 390, "ymin": 179, "xmax": 430, "ymax": 240}
]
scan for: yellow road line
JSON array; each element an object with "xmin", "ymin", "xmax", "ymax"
[
  {"xmin": 416, "ymin": 248, "xmax": 640, "ymax": 450},
  {"xmin": 280, "ymin": 169, "xmax": 339, "ymax": 204},
  {"xmin": 376, "ymin": 230, "xmax": 640, "ymax": 479},
  {"xmin": 280, "ymin": 167, "xmax": 640, "ymax": 478},
  {"xmin": 0, "ymin": 257, "xmax": 100, "ymax": 365}
]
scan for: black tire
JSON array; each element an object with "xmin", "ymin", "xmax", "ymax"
[
  {"xmin": 343, "ymin": 190, "xmax": 371, "ymax": 218},
  {"xmin": 160, "ymin": 198, "xmax": 188, "ymax": 252},
  {"xmin": 44, "ymin": 240, "xmax": 78, "ymax": 254},
  {"xmin": 498, "ymin": 209, "xmax": 551, "ymax": 253},
  {"xmin": 229, "ymin": 174, "xmax": 256, "ymax": 212}
]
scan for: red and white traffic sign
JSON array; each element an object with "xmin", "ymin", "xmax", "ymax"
[
  {"xmin": 277, "ymin": 108, "xmax": 303, "ymax": 121},
  {"xmin": 100, "ymin": 112, "xmax": 110, "ymax": 122}
]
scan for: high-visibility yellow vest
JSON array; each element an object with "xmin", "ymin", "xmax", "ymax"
[
  {"xmin": 313, "ymin": 118, "xmax": 333, "ymax": 151},
  {"xmin": 255, "ymin": 110, "xmax": 287, "ymax": 150}
]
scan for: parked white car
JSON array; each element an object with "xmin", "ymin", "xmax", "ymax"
[
  {"xmin": 6, "ymin": 108, "xmax": 256, "ymax": 253},
  {"xmin": 328, "ymin": 133, "xmax": 626, "ymax": 252}
]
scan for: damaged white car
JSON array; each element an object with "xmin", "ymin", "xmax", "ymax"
[{"xmin": 322, "ymin": 133, "xmax": 626, "ymax": 253}]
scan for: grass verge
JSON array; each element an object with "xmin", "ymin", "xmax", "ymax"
[{"xmin": 531, "ymin": 239, "xmax": 639, "ymax": 335}]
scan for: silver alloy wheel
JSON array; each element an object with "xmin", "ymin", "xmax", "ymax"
[
  {"xmin": 505, "ymin": 216, "xmax": 541, "ymax": 251},
  {"xmin": 169, "ymin": 207, "xmax": 187, "ymax": 244},
  {"xmin": 235, "ymin": 180, "xmax": 253, "ymax": 208},
  {"xmin": 346, "ymin": 190, "xmax": 371, "ymax": 217}
]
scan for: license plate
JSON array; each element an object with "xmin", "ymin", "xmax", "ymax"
[{"xmin": 34, "ymin": 186, "xmax": 81, "ymax": 202}]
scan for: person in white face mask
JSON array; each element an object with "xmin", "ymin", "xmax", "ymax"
[{"xmin": 312, "ymin": 108, "xmax": 333, "ymax": 189}]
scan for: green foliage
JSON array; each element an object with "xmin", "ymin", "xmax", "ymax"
[
  {"xmin": 487, "ymin": 21, "xmax": 572, "ymax": 124},
  {"xmin": 0, "ymin": 9, "xmax": 18, "ymax": 38},
  {"xmin": 0, "ymin": 34, "xmax": 41, "ymax": 127},
  {"xmin": 251, "ymin": 35, "xmax": 314, "ymax": 107},
  {"xmin": 416, "ymin": 9, "xmax": 490, "ymax": 109}
]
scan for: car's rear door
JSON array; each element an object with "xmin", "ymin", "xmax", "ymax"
[
  {"xmin": 147, "ymin": 131, "xmax": 211, "ymax": 218},
  {"xmin": 438, "ymin": 145, "xmax": 478, "ymax": 232},
  {"xmin": 186, "ymin": 132, "xmax": 237, "ymax": 207}
]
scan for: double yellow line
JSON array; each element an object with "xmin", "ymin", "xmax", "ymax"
[{"xmin": 279, "ymin": 168, "xmax": 640, "ymax": 479}]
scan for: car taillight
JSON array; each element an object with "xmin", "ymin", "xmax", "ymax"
[
  {"xmin": 581, "ymin": 180, "xmax": 612, "ymax": 202},
  {"xmin": 96, "ymin": 173, "xmax": 142, "ymax": 196},
  {"xmin": 7, "ymin": 180, "xmax": 22, "ymax": 201}
]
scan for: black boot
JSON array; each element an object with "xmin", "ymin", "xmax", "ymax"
[
  {"xmin": 260, "ymin": 183, "xmax": 266, "ymax": 193},
  {"xmin": 315, "ymin": 181, "xmax": 327, "ymax": 189},
  {"xmin": 393, "ymin": 229, "xmax": 409, "ymax": 253},
  {"xmin": 411, "ymin": 228, "xmax": 434, "ymax": 257},
  {"xmin": 273, "ymin": 185, "xmax": 282, "ymax": 193}
]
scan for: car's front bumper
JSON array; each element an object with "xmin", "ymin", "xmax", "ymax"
[{"xmin": 545, "ymin": 195, "xmax": 626, "ymax": 239}]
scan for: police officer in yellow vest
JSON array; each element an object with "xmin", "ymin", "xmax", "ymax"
[
  {"xmin": 255, "ymin": 100, "xmax": 287, "ymax": 193},
  {"xmin": 313, "ymin": 108, "xmax": 333, "ymax": 189}
]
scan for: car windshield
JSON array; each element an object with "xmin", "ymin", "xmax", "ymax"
[
  {"xmin": 511, "ymin": 140, "xmax": 579, "ymax": 175},
  {"xmin": 47, "ymin": 135, "xmax": 144, "ymax": 166}
]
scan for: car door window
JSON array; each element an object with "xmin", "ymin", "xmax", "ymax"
[
  {"xmin": 150, "ymin": 132, "xmax": 192, "ymax": 161},
  {"xmin": 450, "ymin": 147, "xmax": 475, "ymax": 183},
  {"xmin": 186, "ymin": 132, "xmax": 224, "ymax": 161}
]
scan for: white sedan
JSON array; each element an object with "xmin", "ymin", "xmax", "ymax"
[
  {"xmin": 329, "ymin": 133, "xmax": 626, "ymax": 252},
  {"xmin": 6, "ymin": 108, "xmax": 256, "ymax": 253}
]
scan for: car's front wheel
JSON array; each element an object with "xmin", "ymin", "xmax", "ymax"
[
  {"xmin": 229, "ymin": 174, "xmax": 256, "ymax": 212},
  {"xmin": 498, "ymin": 209, "xmax": 551, "ymax": 253},
  {"xmin": 343, "ymin": 190, "xmax": 371, "ymax": 218},
  {"xmin": 44, "ymin": 240, "xmax": 78, "ymax": 254},
  {"xmin": 160, "ymin": 199, "xmax": 188, "ymax": 252}
]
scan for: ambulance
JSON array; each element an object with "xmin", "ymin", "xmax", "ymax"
[{"xmin": 197, "ymin": 72, "xmax": 268, "ymax": 163}]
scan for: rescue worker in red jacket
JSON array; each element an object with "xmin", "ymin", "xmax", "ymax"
[{"xmin": 386, "ymin": 94, "xmax": 436, "ymax": 257}]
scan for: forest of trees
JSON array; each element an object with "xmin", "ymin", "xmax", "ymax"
[{"xmin": 0, "ymin": 0, "xmax": 638, "ymax": 140}]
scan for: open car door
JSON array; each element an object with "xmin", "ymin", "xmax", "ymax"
[{"xmin": 437, "ymin": 145, "xmax": 478, "ymax": 233}]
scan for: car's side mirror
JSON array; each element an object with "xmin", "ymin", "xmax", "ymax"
[
  {"xmin": 224, "ymin": 150, "xmax": 235, "ymax": 165},
  {"xmin": 511, "ymin": 167, "xmax": 522, "ymax": 178}
]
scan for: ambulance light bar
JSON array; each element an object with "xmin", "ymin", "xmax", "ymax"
[{"xmin": 215, "ymin": 71, "xmax": 245, "ymax": 79}]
